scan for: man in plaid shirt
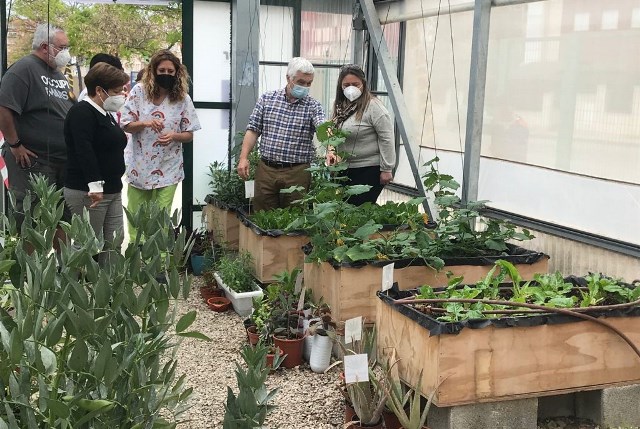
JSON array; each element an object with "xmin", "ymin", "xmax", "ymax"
[{"xmin": 237, "ymin": 57, "xmax": 325, "ymax": 212}]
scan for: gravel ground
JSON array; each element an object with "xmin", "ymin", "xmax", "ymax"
[{"xmin": 175, "ymin": 278, "xmax": 600, "ymax": 429}]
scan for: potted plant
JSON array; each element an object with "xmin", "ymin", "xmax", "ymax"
[
  {"xmin": 263, "ymin": 268, "xmax": 307, "ymax": 368},
  {"xmin": 214, "ymin": 251, "xmax": 263, "ymax": 317},
  {"xmin": 205, "ymin": 146, "xmax": 259, "ymax": 250},
  {"xmin": 247, "ymin": 296, "xmax": 272, "ymax": 346},
  {"xmin": 222, "ymin": 341, "xmax": 283, "ymax": 428},
  {"xmin": 201, "ymin": 268, "xmax": 224, "ymax": 300},
  {"xmin": 187, "ymin": 228, "xmax": 213, "ymax": 276},
  {"xmin": 383, "ymin": 350, "xmax": 437, "ymax": 429}
]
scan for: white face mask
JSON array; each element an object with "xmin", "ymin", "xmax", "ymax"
[
  {"xmin": 53, "ymin": 48, "xmax": 71, "ymax": 68},
  {"xmin": 343, "ymin": 86, "xmax": 362, "ymax": 102},
  {"xmin": 100, "ymin": 90, "xmax": 126, "ymax": 112}
]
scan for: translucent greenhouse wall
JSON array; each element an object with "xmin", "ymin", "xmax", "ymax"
[{"xmin": 394, "ymin": 0, "xmax": 640, "ymax": 255}]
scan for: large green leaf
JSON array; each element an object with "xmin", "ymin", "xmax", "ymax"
[
  {"xmin": 46, "ymin": 399, "xmax": 70, "ymax": 419},
  {"xmin": 68, "ymin": 338, "xmax": 88, "ymax": 372},
  {"xmin": 175, "ymin": 311, "xmax": 196, "ymax": 333}
]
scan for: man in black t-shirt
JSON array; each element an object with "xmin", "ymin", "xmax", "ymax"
[{"xmin": 0, "ymin": 23, "xmax": 75, "ymax": 232}]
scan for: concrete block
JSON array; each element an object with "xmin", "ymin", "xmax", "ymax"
[
  {"xmin": 427, "ymin": 398, "xmax": 538, "ymax": 429},
  {"xmin": 576, "ymin": 385, "xmax": 640, "ymax": 428},
  {"xmin": 537, "ymin": 393, "xmax": 576, "ymax": 419}
]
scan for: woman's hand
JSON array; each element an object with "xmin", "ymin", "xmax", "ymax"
[
  {"xmin": 156, "ymin": 131, "xmax": 177, "ymax": 146},
  {"xmin": 88, "ymin": 192, "xmax": 103, "ymax": 208},
  {"xmin": 380, "ymin": 171, "xmax": 393, "ymax": 185},
  {"xmin": 147, "ymin": 119, "xmax": 164, "ymax": 133}
]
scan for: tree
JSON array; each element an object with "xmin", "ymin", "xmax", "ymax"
[{"xmin": 6, "ymin": 0, "xmax": 181, "ymax": 66}]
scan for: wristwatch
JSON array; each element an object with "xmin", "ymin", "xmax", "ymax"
[{"xmin": 7, "ymin": 139, "xmax": 21, "ymax": 148}]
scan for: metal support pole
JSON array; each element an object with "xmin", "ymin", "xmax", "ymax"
[
  {"xmin": 231, "ymin": 0, "xmax": 260, "ymax": 164},
  {"xmin": 461, "ymin": 0, "xmax": 491, "ymax": 206},
  {"xmin": 358, "ymin": 0, "xmax": 433, "ymax": 220},
  {"xmin": 351, "ymin": 2, "xmax": 365, "ymax": 66}
]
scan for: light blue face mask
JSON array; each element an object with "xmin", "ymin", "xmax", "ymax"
[{"xmin": 291, "ymin": 84, "xmax": 309, "ymax": 99}]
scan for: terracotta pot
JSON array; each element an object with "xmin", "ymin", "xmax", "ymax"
[
  {"xmin": 246, "ymin": 326, "xmax": 260, "ymax": 346},
  {"xmin": 344, "ymin": 402, "xmax": 356, "ymax": 424},
  {"xmin": 273, "ymin": 334, "xmax": 305, "ymax": 368},
  {"xmin": 207, "ymin": 296, "xmax": 231, "ymax": 312},
  {"xmin": 266, "ymin": 348, "xmax": 285, "ymax": 373},
  {"xmin": 200, "ymin": 286, "xmax": 224, "ymax": 301}
]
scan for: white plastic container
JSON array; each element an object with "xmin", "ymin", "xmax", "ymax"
[
  {"xmin": 309, "ymin": 334, "xmax": 333, "ymax": 373},
  {"xmin": 214, "ymin": 272, "xmax": 263, "ymax": 318}
]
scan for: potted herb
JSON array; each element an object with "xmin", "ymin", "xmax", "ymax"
[{"xmin": 214, "ymin": 251, "xmax": 263, "ymax": 317}]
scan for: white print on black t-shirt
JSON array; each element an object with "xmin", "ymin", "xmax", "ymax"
[{"xmin": 40, "ymin": 75, "xmax": 70, "ymax": 100}]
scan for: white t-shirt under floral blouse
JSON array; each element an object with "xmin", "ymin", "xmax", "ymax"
[{"xmin": 120, "ymin": 84, "xmax": 201, "ymax": 190}]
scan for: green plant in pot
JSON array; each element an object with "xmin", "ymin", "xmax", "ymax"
[
  {"xmin": 208, "ymin": 144, "xmax": 259, "ymax": 210},
  {"xmin": 383, "ymin": 350, "xmax": 438, "ymax": 429},
  {"xmin": 214, "ymin": 251, "xmax": 262, "ymax": 317},
  {"xmin": 264, "ymin": 268, "xmax": 306, "ymax": 368},
  {"xmin": 223, "ymin": 342, "xmax": 283, "ymax": 428}
]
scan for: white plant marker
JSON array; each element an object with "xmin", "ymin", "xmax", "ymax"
[
  {"xmin": 244, "ymin": 180, "xmax": 255, "ymax": 198},
  {"xmin": 381, "ymin": 262, "xmax": 395, "ymax": 291},
  {"xmin": 344, "ymin": 316, "xmax": 362, "ymax": 345},
  {"xmin": 344, "ymin": 354, "xmax": 369, "ymax": 384}
]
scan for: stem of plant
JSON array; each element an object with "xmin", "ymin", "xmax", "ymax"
[
  {"xmin": 50, "ymin": 333, "xmax": 71, "ymax": 426},
  {"xmin": 395, "ymin": 297, "xmax": 640, "ymax": 360}
]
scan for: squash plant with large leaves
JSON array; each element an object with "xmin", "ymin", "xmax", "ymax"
[{"xmin": 0, "ymin": 176, "xmax": 209, "ymax": 429}]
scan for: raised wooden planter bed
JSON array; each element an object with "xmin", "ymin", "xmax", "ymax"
[
  {"xmin": 304, "ymin": 246, "xmax": 549, "ymax": 323},
  {"xmin": 203, "ymin": 198, "xmax": 240, "ymax": 250},
  {"xmin": 375, "ymin": 285, "xmax": 640, "ymax": 407},
  {"xmin": 238, "ymin": 212, "xmax": 308, "ymax": 283}
]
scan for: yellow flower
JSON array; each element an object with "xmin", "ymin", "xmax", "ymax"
[
  {"xmin": 336, "ymin": 239, "xmax": 345, "ymax": 246},
  {"xmin": 376, "ymin": 253, "xmax": 389, "ymax": 260},
  {"xmin": 422, "ymin": 213, "xmax": 429, "ymax": 224}
]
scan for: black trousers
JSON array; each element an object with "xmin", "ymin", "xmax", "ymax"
[{"xmin": 344, "ymin": 166, "xmax": 384, "ymax": 206}]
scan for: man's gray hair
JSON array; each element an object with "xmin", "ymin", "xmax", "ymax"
[
  {"xmin": 286, "ymin": 57, "xmax": 314, "ymax": 78},
  {"xmin": 32, "ymin": 23, "xmax": 64, "ymax": 50}
]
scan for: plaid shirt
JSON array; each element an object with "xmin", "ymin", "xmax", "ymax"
[{"xmin": 247, "ymin": 89, "xmax": 325, "ymax": 163}]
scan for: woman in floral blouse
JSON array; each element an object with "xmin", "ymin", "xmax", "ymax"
[{"xmin": 121, "ymin": 49, "xmax": 201, "ymax": 237}]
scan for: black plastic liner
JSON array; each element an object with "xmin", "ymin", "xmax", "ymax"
[
  {"xmin": 236, "ymin": 207, "xmax": 308, "ymax": 238},
  {"xmin": 377, "ymin": 278, "xmax": 640, "ymax": 337},
  {"xmin": 235, "ymin": 208, "xmax": 427, "ymax": 239},
  {"xmin": 306, "ymin": 242, "xmax": 548, "ymax": 270},
  {"xmin": 204, "ymin": 194, "xmax": 248, "ymax": 212}
]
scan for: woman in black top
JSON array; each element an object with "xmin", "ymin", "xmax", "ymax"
[{"xmin": 63, "ymin": 62, "xmax": 129, "ymax": 266}]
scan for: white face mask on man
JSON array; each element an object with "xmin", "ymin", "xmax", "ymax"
[
  {"xmin": 53, "ymin": 48, "xmax": 71, "ymax": 68},
  {"xmin": 343, "ymin": 86, "xmax": 362, "ymax": 102}
]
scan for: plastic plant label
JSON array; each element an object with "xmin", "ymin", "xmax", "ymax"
[
  {"xmin": 244, "ymin": 180, "xmax": 255, "ymax": 198},
  {"xmin": 294, "ymin": 271, "xmax": 303, "ymax": 294},
  {"xmin": 296, "ymin": 285, "xmax": 306, "ymax": 312},
  {"xmin": 381, "ymin": 262, "xmax": 395, "ymax": 291},
  {"xmin": 344, "ymin": 316, "xmax": 362, "ymax": 345},
  {"xmin": 344, "ymin": 354, "xmax": 369, "ymax": 384}
]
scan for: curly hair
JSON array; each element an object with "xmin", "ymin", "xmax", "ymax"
[{"xmin": 141, "ymin": 49, "xmax": 190, "ymax": 103}]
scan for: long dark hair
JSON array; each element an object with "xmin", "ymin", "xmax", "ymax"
[{"xmin": 331, "ymin": 64, "xmax": 372, "ymax": 122}]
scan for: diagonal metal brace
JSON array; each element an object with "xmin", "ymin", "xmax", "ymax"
[{"xmin": 358, "ymin": 0, "xmax": 433, "ymax": 220}]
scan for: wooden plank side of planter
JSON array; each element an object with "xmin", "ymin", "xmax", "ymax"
[
  {"xmin": 239, "ymin": 223, "xmax": 307, "ymax": 283},
  {"xmin": 305, "ymin": 257, "xmax": 550, "ymax": 324},
  {"xmin": 204, "ymin": 204, "xmax": 239, "ymax": 250},
  {"xmin": 376, "ymin": 298, "xmax": 640, "ymax": 407}
]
